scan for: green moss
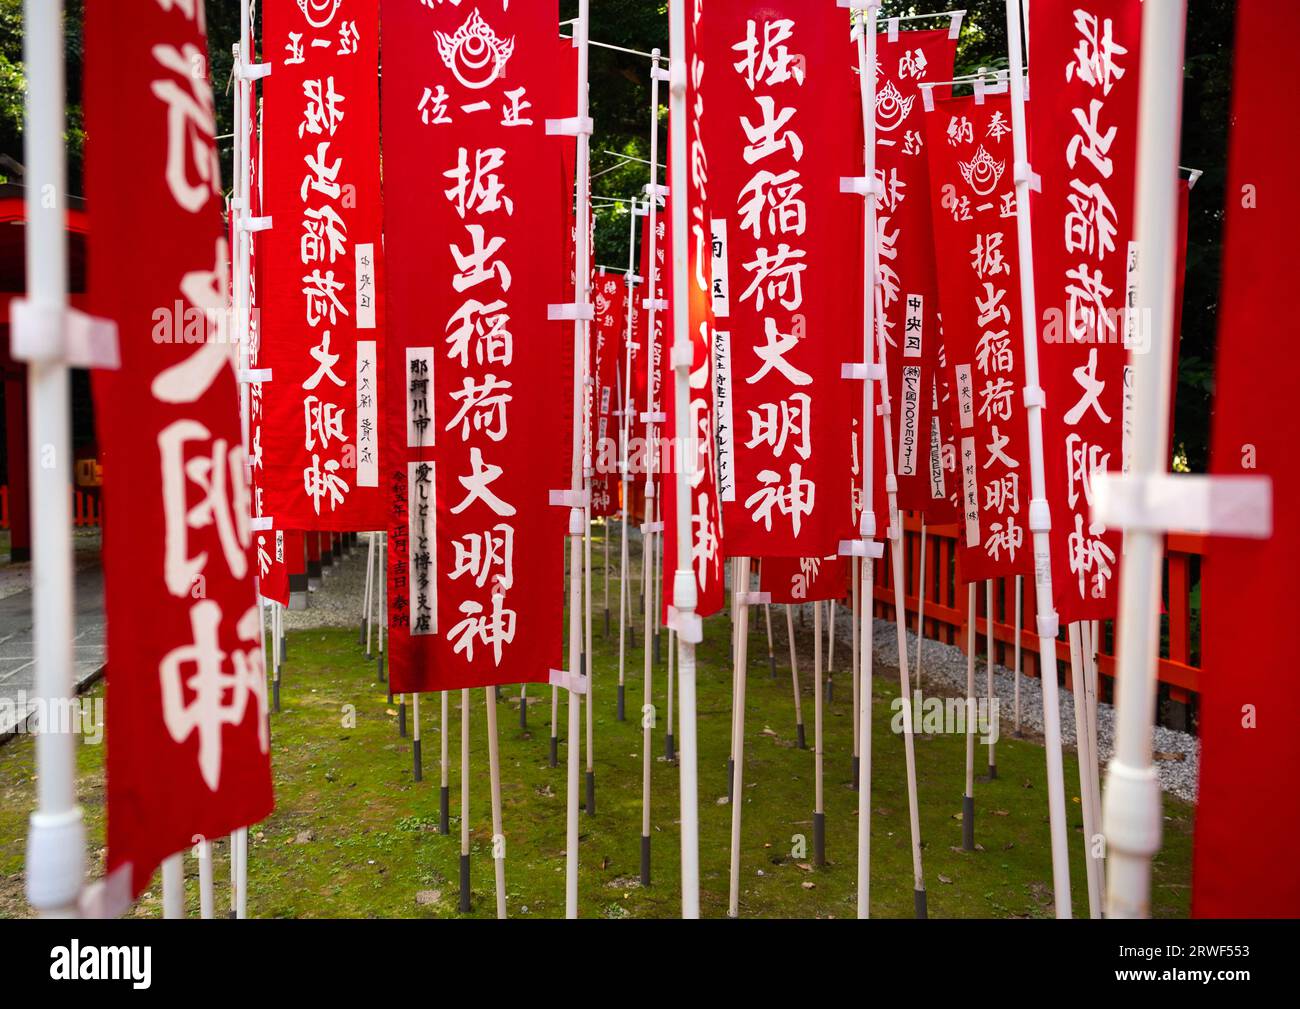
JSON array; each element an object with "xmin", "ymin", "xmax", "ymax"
[{"xmin": 0, "ymin": 557, "xmax": 1192, "ymax": 919}]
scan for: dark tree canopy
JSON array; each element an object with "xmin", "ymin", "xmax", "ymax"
[{"xmin": 0, "ymin": 0, "xmax": 1234, "ymax": 470}]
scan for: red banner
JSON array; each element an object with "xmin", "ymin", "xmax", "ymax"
[
  {"xmin": 707, "ymin": 6, "xmax": 858, "ymax": 558},
  {"xmin": 873, "ymin": 28, "xmax": 958, "ymax": 519},
  {"xmin": 87, "ymin": 0, "xmax": 273, "ymax": 897},
  {"xmin": 242, "ymin": 104, "xmax": 291, "ymax": 606},
  {"xmin": 660, "ymin": 2, "xmax": 726, "ymax": 622},
  {"xmin": 1031, "ymin": 0, "xmax": 1142, "ymax": 624},
  {"xmin": 1194, "ymin": 0, "xmax": 1299, "ymax": 917},
  {"xmin": 760, "ymin": 555, "xmax": 848, "ymax": 604},
  {"xmin": 926, "ymin": 91, "xmax": 1033, "ymax": 584},
  {"xmin": 380, "ymin": 1, "xmax": 571, "ymax": 692},
  {"xmin": 260, "ymin": 0, "xmax": 386, "ymax": 531},
  {"xmin": 591, "ymin": 269, "xmax": 625, "ymax": 518}
]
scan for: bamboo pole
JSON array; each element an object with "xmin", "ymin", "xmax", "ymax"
[
  {"xmin": 459, "ymin": 689, "xmax": 471, "ymax": 912},
  {"xmin": 726, "ymin": 557, "xmax": 752, "ymax": 917},
  {"xmin": 787, "ymin": 605, "xmax": 805, "ymax": 749},
  {"xmin": 485, "ymin": 688, "xmax": 507, "ymax": 919},
  {"xmin": 1068, "ymin": 623, "xmax": 1102, "ymax": 918}
]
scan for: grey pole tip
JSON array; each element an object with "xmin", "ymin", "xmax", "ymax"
[
  {"xmin": 376, "ymin": 653, "xmax": 385, "ymax": 679},
  {"xmin": 825, "ymin": 680, "xmax": 834, "ymax": 703},
  {"xmin": 604, "ymin": 608, "xmax": 610, "ymax": 638},
  {"xmin": 628, "ymin": 625, "xmax": 635, "ymax": 649},
  {"xmin": 726, "ymin": 757, "xmax": 735, "ymax": 804},
  {"xmin": 617, "ymin": 684, "xmax": 626, "ymax": 722},
  {"xmin": 413, "ymin": 739, "xmax": 423, "ymax": 782},
  {"xmin": 280, "ymin": 636, "xmax": 287, "ymax": 660},
  {"xmin": 852, "ymin": 755, "xmax": 859, "ymax": 792},
  {"xmin": 358, "ymin": 621, "xmax": 367, "ymax": 646},
  {"xmin": 272, "ymin": 680, "xmax": 280, "ymax": 714},
  {"xmin": 665, "ymin": 732, "xmax": 675, "ymax": 763},
  {"xmin": 813, "ymin": 812, "xmax": 826, "ymax": 867},
  {"xmin": 914, "ymin": 888, "xmax": 928, "ymax": 919},
  {"xmin": 585, "ymin": 771, "xmax": 596, "ymax": 816},
  {"xmin": 640, "ymin": 835, "xmax": 651, "ymax": 887},
  {"xmin": 769, "ymin": 654, "xmax": 777, "ymax": 679},
  {"xmin": 398, "ymin": 700, "xmax": 407, "ymax": 738},
  {"xmin": 439, "ymin": 786, "xmax": 450, "ymax": 834},
  {"xmin": 654, "ymin": 634, "xmax": 661, "ymax": 665},
  {"xmin": 459, "ymin": 854, "xmax": 471, "ymax": 913},
  {"xmin": 549, "ymin": 735, "xmax": 558, "ymax": 768},
  {"xmin": 519, "ymin": 697, "xmax": 528, "ymax": 730},
  {"xmin": 988, "ymin": 762, "xmax": 998, "ymax": 780},
  {"xmin": 796, "ymin": 722, "xmax": 807, "ymax": 750},
  {"xmin": 962, "ymin": 794, "xmax": 976, "ymax": 851}
]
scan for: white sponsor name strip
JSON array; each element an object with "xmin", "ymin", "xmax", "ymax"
[
  {"xmin": 955, "ymin": 363, "xmax": 975, "ymax": 430},
  {"xmin": 408, "ymin": 460, "xmax": 436, "ymax": 636},
  {"xmin": 355, "ymin": 243, "xmax": 377, "ymax": 330},
  {"xmin": 897, "ymin": 364, "xmax": 922, "ymax": 477},
  {"xmin": 713, "ymin": 327, "xmax": 736, "ymax": 502},
  {"xmin": 356, "ymin": 339, "xmax": 378, "ymax": 487},
  {"xmin": 406, "ymin": 347, "xmax": 434, "ymax": 449},
  {"xmin": 711, "ymin": 218, "xmax": 731, "ymax": 319},
  {"xmin": 903, "ymin": 292, "xmax": 924, "ymax": 359},
  {"xmin": 961, "ymin": 435, "xmax": 980, "ymax": 548}
]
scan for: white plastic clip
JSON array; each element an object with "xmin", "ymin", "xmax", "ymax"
[
  {"xmin": 239, "ymin": 367, "xmax": 272, "ymax": 384},
  {"xmin": 640, "ymin": 521, "xmax": 665, "ymax": 535},
  {"xmin": 1022, "ymin": 384, "xmax": 1046, "ymax": 409},
  {"xmin": 888, "ymin": 17, "xmax": 900, "ymax": 42},
  {"xmin": 1092, "ymin": 473, "xmax": 1273, "ymax": 539},
  {"xmin": 549, "ymin": 668, "xmax": 589, "ymax": 695},
  {"xmin": 549, "ymin": 489, "xmax": 589, "ymax": 509},
  {"xmin": 1014, "ymin": 160, "xmax": 1042, "ymax": 193},
  {"xmin": 545, "ymin": 116, "xmax": 594, "ymax": 137},
  {"xmin": 667, "ymin": 605, "xmax": 703, "ymax": 644},
  {"xmin": 651, "ymin": 65, "xmax": 672, "ymax": 83},
  {"xmin": 922, "ymin": 85, "xmax": 936, "ymax": 113},
  {"xmin": 250, "ymin": 516, "xmax": 274, "ymax": 532},
  {"xmin": 645, "ymin": 183, "xmax": 670, "ymax": 199},
  {"xmin": 643, "ymin": 298, "xmax": 669, "ymax": 312},
  {"xmin": 625, "ymin": 272, "xmax": 644, "ymax": 286},
  {"xmin": 238, "ymin": 60, "xmax": 272, "ymax": 82},
  {"xmin": 10, "ymin": 299, "xmax": 120, "ymax": 369},
  {"xmin": 670, "ymin": 344, "xmax": 693, "ymax": 369},
  {"xmin": 839, "ymin": 176, "xmax": 880, "ymax": 197},
  {"xmin": 838, "ymin": 538, "xmax": 885, "ymax": 560},
  {"xmin": 240, "ymin": 214, "xmax": 273, "ymax": 233},
  {"xmin": 547, "ymin": 303, "xmax": 594, "ymax": 322},
  {"xmin": 640, "ymin": 410, "xmax": 667, "ymax": 425},
  {"xmin": 841, "ymin": 362, "xmax": 885, "ymax": 381},
  {"xmin": 949, "ymin": 12, "xmax": 964, "ymax": 39},
  {"xmin": 740, "ymin": 591, "xmax": 771, "ymax": 606}
]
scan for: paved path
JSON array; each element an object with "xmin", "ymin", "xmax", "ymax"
[{"xmin": 0, "ymin": 540, "xmax": 106, "ymax": 739}]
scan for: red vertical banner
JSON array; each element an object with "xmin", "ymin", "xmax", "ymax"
[
  {"xmin": 926, "ymin": 91, "xmax": 1033, "ymax": 584},
  {"xmin": 380, "ymin": 1, "xmax": 570, "ymax": 692},
  {"xmin": 261, "ymin": 0, "xmax": 386, "ymax": 530},
  {"xmin": 872, "ymin": 28, "xmax": 958, "ymax": 519},
  {"xmin": 706, "ymin": 6, "xmax": 858, "ymax": 558},
  {"xmin": 760, "ymin": 555, "xmax": 848, "ymax": 604},
  {"xmin": 591, "ymin": 269, "xmax": 625, "ymax": 518},
  {"xmin": 1031, "ymin": 0, "xmax": 1142, "ymax": 623},
  {"xmin": 86, "ymin": 0, "xmax": 272, "ymax": 897},
  {"xmin": 246, "ymin": 104, "xmax": 291, "ymax": 606},
  {"xmin": 661, "ymin": 1, "xmax": 725, "ymax": 621},
  {"xmin": 1193, "ymin": 0, "xmax": 1299, "ymax": 918}
]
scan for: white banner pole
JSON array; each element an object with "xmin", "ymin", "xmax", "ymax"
[
  {"xmin": 616, "ymin": 203, "xmax": 640, "ymax": 723},
  {"xmin": 1068, "ymin": 622, "xmax": 1103, "ymax": 917},
  {"xmin": 786, "ymin": 605, "xmax": 806, "ymax": 750},
  {"xmin": 18, "ymin": 0, "xmax": 84, "ymax": 921},
  {"xmin": 915, "ymin": 519, "xmax": 927, "ymax": 691},
  {"xmin": 667, "ymin": 0, "xmax": 702, "ymax": 918},
  {"xmin": 1004, "ymin": 0, "xmax": 1073, "ymax": 918},
  {"xmin": 485, "ymin": 688, "xmax": 507, "ymax": 919}
]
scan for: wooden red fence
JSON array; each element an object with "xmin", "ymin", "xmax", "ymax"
[
  {"xmin": 0, "ymin": 485, "xmax": 102, "ymax": 531},
  {"xmin": 874, "ymin": 513, "xmax": 1203, "ymax": 706}
]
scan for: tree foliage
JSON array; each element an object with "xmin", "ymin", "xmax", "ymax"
[{"xmin": 0, "ymin": 0, "xmax": 1234, "ymax": 468}]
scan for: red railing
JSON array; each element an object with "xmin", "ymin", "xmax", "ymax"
[
  {"xmin": 0, "ymin": 485, "xmax": 102, "ymax": 531},
  {"xmin": 874, "ymin": 514, "xmax": 1203, "ymax": 705}
]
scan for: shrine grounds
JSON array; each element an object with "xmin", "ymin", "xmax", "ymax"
[{"xmin": 0, "ymin": 529, "xmax": 1194, "ymax": 919}]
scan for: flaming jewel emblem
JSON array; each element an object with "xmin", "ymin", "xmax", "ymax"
[
  {"xmin": 296, "ymin": 0, "xmax": 341, "ymax": 29},
  {"xmin": 875, "ymin": 80, "xmax": 914, "ymax": 133},
  {"xmin": 435, "ymin": 10, "xmax": 516, "ymax": 91},
  {"xmin": 958, "ymin": 145, "xmax": 1005, "ymax": 196}
]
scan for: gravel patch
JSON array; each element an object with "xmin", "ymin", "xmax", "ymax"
[{"xmin": 818, "ymin": 604, "xmax": 1199, "ymax": 803}]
